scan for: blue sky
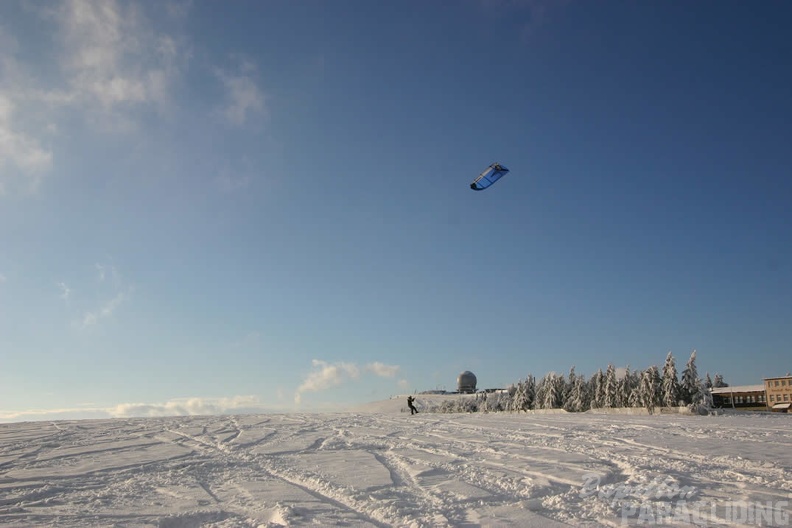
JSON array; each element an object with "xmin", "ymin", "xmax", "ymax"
[{"xmin": 1, "ymin": 0, "xmax": 790, "ymax": 421}]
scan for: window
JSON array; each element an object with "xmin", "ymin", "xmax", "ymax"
[
  {"xmin": 775, "ymin": 381, "xmax": 780, "ymax": 387},
  {"xmin": 770, "ymin": 395, "xmax": 775, "ymax": 402},
  {"xmin": 783, "ymin": 380, "xmax": 788, "ymax": 387},
  {"xmin": 785, "ymin": 394, "xmax": 790, "ymax": 402}
]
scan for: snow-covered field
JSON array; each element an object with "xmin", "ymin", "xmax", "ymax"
[{"xmin": 1, "ymin": 398, "xmax": 790, "ymax": 527}]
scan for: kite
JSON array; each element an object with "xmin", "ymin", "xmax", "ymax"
[{"xmin": 470, "ymin": 163, "xmax": 509, "ymax": 191}]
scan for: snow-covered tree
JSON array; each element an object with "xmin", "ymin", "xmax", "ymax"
[
  {"xmin": 504, "ymin": 384, "xmax": 518, "ymax": 412},
  {"xmin": 652, "ymin": 366, "xmax": 663, "ymax": 406},
  {"xmin": 565, "ymin": 375, "xmax": 589, "ymax": 412},
  {"xmin": 623, "ymin": 368, "xmax": 641, "ymax": 407},
  {"xmin": 640, "ymin": 366, "xmax": 660, "ymax": 413},
  {"xmin": 511, "ymin": 379, "xmax": 526, "ymax": 412},
  {"xmin": 553, "ymin": 373, "xmax": 567, "ymax": 409},
  {"xmin": 713, "ymin": 373, "xmax": 728, "ymax": 388},
  {"xmin": 524, "ymin": 374, "xmax": 536, "ymax": 410},
  {"xmin": 680, "ymin": 350, "xmax": 701, "ymax": 406},
  {"xmin": 705, "ymin": 373, "xmax": 713, "ymax": 390},
  {"xmin": 542, "ymin": 373, "xmax": 561, "ymax": 409},
  {"xmin": 480, "ymin": 391, "xmax": 508, "ymax": 413},
  {"xmin": 590, "ymin": 369, "xmax": 605, "ymax": 409},
  {"xmin": 564, "ymin": 367, "xmax": 577, "ymax": 407},
  {"xmin": 698, "ymin": 381, "xmax": 714, "ymax": 411},
  {"xmin": 661, "ymin": 352, "xmax": 680, "ymax": 407},
  {"xmin": 534, "ymin": 375, "xmax": 547, "ymax": 410},
  {"xmin": 616, "ymin": 366, "xmax": 634, "ymax": 408},
  {"xmin": 604, "ymin": 364, "xmax": 618, "ymax": 408}
]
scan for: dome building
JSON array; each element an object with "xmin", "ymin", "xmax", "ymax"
[{"xmin": 457, "ymin": 371, "xmax": 477, "ymax": 394}]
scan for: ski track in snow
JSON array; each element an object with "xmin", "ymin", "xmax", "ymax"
[{"xmin": 0, "ymin": 411, "xmax": 790, "ymax": 527}]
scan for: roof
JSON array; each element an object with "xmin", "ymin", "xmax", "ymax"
[
  {"xmin": 710, "ymin": 384, "xmax": 766, "ymax": 394},
  {"xmin": 772, "ymin": 403, "xmax": 791, "ymax": 410},
  {"xmin": 764, "ymin": 375, "xmax": 792, "ymax": 381}
]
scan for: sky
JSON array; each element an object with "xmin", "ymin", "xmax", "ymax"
[{"xmin": 1, "ymin": 0, "xmax": 791, "ymax": 422}]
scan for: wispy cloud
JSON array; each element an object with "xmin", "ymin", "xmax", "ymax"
[
  {"xmin": 95, "ymin": 262, "xmax": 120, "ymax": 284},
  {"xmin": 55, "ymin": 0, "xmax": 185, "ymax": 112},
  {"xmin": 295, "ymin": 359, "xmax": 401, "ymax": 404},
  {"xmin": 0, "ymin": 395, "xmax": 272, "ymax": 422},
  {"xmin": 63, "ymin": 261, "xmax": 133, "ymax": 328},
  {"xmin": 366, "ymin": 362, "xmax": 400, "ymax": 378},
  {"xmin": 58, "ymin": 281, "xmax": 72, "ymax": 301},
  {"xmin": 82, "ymin": 290, "xmax": 127, "ymax": 327},
  {"xmin": 0, "ymin": 24, "xmax": 57, "ymax": 194},
  {"xmin": 1, "ymin": 0, "xmax": 188, "ymax": 193},
  {"xmin": 215, "ymin": 166, "xmax": 252, "ymax": 192},
  {"xmin": 215, "ymin": 60, "xmax": 265, "ymax": 126}
]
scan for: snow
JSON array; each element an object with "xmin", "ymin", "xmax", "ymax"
[
  {"xmin": 710, "ymin": 385, "xmax": 766, "ymax": 394},
  {"xmin": 1, "ymin": 400, "xmax": 791, "ymax": 527}
]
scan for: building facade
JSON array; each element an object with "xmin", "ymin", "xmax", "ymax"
[
  {"xmin": 710, "ymin": 385, "xmax": 767, "ymax": 409},
  {"xmin": 764, "ymin": 375, "xmax": 792, "ymax": 412}
]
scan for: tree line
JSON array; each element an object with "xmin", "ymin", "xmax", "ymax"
[{"xmin": 426, "ymin": 351, "xmax": 728, "ymax": 414}]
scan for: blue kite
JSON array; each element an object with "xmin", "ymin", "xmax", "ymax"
[{"xmin": 470, "ymin": 162, "xmax": 509, "ymax": 191}]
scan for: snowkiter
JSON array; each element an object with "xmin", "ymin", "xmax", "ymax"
[{"xmin": 407, "ymin": 396, "xmax": 418, "ymax": 415}]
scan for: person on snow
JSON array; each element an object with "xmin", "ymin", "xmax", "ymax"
[{"xmin": 407, "ymin": 395, "xmax": 418, "ymax": 415}]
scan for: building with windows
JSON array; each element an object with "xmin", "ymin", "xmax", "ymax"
[
  {"xmin": 710, "ymin": 385, "xmax": 767, "ymax": 410},
  {"xmin": 764, "ymin": 375, "xmax": 792, "ymax": 412}
]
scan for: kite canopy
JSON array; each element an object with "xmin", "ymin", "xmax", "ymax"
[{"xmin": 470, "ymin": 163, "xmax": 509, "ymax": 191}]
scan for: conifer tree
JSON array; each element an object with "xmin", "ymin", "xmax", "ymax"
[
  {"xmin": 542, "ymin": 373, "xmax": 561, "ymax": 409},
  {"xmin": 525, "ymin": 374, "xmax": 536, "ymax": 410},
  {"xmin": 616, "ymin": 366, "xmax": 633, "ymax": 408},
  {"xmin": 534, "ymin": 375, "xmax": 547, "ymax": 410},
  {"xmin": 604, "ymin": 364, "xmax": 618, "ymax": 408},
  {"xmin": 661, "ymin": 352, "xmax": 680, "ymax": 407},
  {"xmin": 565, "ymin": 375, "xmax": 589, "ymax": 412},
  {"xmin": 564, "ymin": 367, "xmax": 577, "ymax": 407},
  {"xmin": 680, "ymin": 350, "xmax": 701, "ymax": 406},
  {"xmin": 640, "ymin": 366, "xmax": 660, "ymax": 413},
  {"xmin": 591, "ymin": 369, "xmax": 605, "ymax": 409}
]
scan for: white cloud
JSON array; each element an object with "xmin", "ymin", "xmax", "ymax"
[
  {"xmin": 366, "ymin": 362, "xmax": 400, "ymax": 378},
  {"xmin": 58, "ymin": 281, "xmax": 72, "ymax": 301},
  {"xmin": 56, "ymin": 0, "xmax": 184, "ymax": 111},
  {"xmin": 0, "ymin": 395, "xmax": 271, "ymax": 422},
  {"xmin": 109, "ymin": 395, "xmax": 263, "ymax": 418},
  {"xmin": 69, "ymin": 261, "xmax": 132, "ymax": 328},
  {"xmin": 82, "ymin": 290, "xmax": 126, "ymax": 327},
  {"xmin": 95, "ymin": 263, "xmax": 120, "ymax": 283},
  {"xmin": 216, "ymin": 64, "xmax": 265, "ymax": 126},
  {"xmin": 295, "ymin": 360, "xmax": 401, "ymax": 404},
  {"xmin": 0, "ymin": 93, "xmax": 53, "ymax": 194},
  {"xmin": 296, "ymin": 360, "xmax": 360, "ymax": 403},
  {"xmin": 0, "ymin": 1, "xmax": 189, "ymax": 194}
]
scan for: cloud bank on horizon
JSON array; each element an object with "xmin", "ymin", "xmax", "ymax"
[{"xmin": 0, "ymin": 395, "xmax": 269, "ymax": 423}]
